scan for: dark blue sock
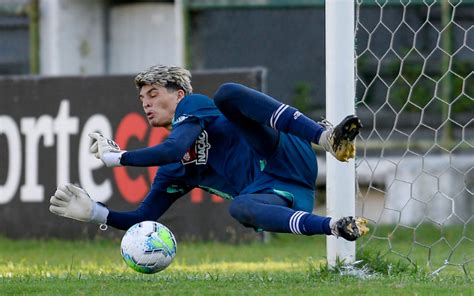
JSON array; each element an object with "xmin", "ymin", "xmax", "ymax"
[
  {"xmin": 271, "ymin": 105, "xmax": 325, "ymax": 144},
  {"xmin": 229, "ymin": 194, "xmax": 331, "ymax": 235},
  {"xmin": 290, "ymin": 211, "xmax": 332, "ymax": 235},
  {"xmin": 229, "ymin": 194, "xmax": 295, "ymax": 233}
]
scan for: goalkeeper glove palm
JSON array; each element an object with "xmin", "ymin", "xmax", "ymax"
[{"xmin": 49, "ymin": 183, "xmax": 108, "ymax": 224}]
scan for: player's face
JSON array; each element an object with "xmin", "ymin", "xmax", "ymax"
[{"xmin": 139, "ymin": 84, "xmax": 185, "ymax": 128}]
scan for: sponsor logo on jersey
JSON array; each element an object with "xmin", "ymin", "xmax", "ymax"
[
  {"xmin": 293, "ymin": 111, "xmax": 302, "ymax": 120},
  {"xmin": 182, "ymin": 130, "xmax": 211, "ymax": 165},
  {"xmin": 173, "ymin": 115, "xmax": 189, "ymax": 125}
]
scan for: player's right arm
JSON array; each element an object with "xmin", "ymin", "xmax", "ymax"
[
  {"xmin": 104, "ymin": 161, "xmax": 192, "ymax": 230},
  {"xmin": 49, "ymin": 185, "xmax": 189, "ymax": 230},
  {"xmin": 49, "ymin": 162, "xmax": 191, "ymax": 230},
  {"xmin": 105, "ymin": 187, "xmax": 187, "ymax": 230}
]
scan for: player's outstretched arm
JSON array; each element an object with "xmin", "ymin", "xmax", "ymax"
[
  {"xmin": 106, "ymin": 188, "xmax": 185, "ymax": 230},
  {"xmin": 49, "ymin": 183, "xmax": 108, "ymax": 224},
  {"xmin": 89, "ymin": 132, "xmax": 126, "ymax": 167},
  {"xmin": 49, "ymin": 184, "xmax": 186, "ymax": 230},
  {"xmin": 89, "ymin": 120, "xmax": 202, "ymax": 168}
]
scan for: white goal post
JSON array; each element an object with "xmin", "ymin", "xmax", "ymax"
[
  {"xmin": 325, "ymin": 0, "xmax": 357, "ymax": 266},
  {"xmin": 326, "ymin": 0, "xmax": 473, "ymax": 274}
]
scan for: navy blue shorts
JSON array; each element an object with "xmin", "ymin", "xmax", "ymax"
[{"xmin": 241, "ymin": 133, "xmax": 318, "ymax": 212}]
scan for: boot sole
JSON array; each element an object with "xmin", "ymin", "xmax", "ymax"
[
  {"xmin": 355, "ymin": 217, "xmax": 370, "ymax": 236},
  {"xmin": 337, "ymin": 115, "xmax": 362, "ymax": 142}
]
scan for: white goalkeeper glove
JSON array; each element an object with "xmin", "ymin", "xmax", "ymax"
[
  {"xmin": 89, "ymin": 132, "xmax": 126, "ymax": 167},
  {"xmin": 49, "ymin": 183, "xmax": 109, "ymax": 224}
]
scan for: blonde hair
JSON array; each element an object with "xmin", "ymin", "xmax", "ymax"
[{"xmin": 134, "ymin": 65, "xmax": 193, "ymax": 95}]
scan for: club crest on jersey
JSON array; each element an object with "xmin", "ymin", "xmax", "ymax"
[{"xmin": 182, "ymin": 130, "xmax": 211, "ymax": 165}]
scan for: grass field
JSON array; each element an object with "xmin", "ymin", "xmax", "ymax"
[{"xmin": 0, "ymin": 229, "xmax": 472, "ymax": 296}]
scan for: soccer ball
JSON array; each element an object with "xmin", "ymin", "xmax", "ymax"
[{"xmin": 121, "ymin": 221, "xmax": 177, "ymax": 274}]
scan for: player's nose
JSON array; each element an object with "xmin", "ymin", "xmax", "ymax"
[{"xmin": 142, "ymin": 101, "xmax": 151, "ymax": 109}]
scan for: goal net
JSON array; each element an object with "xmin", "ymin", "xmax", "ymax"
[{"xmin": 354, "ymin": 0, "xmax": 473, "ymax": 275}]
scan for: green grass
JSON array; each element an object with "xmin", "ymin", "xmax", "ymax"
[
  {"xmin": 0, "ymin": 233, "xmax": 472, "ymax": 295},
  {"xmin": 359, "ymin": 224, "xmax": 474, "ymax": 275}
]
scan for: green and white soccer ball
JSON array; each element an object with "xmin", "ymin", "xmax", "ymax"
[{"xmin": 121, "ymin": 221, "xmax": 177, "ymax": 274}]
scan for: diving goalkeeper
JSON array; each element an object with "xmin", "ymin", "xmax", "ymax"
[{"xmin": 49, "ymin": 65, "xmax": 368, "ymax": 241}]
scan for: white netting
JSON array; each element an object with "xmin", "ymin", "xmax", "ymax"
[{"xmin": 355, "ymin": 0, "xmax": 473, "ymax": 275}]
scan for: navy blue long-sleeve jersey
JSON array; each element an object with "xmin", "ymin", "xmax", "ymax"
[{"xmin": 107, "ymin": 93, "xmax": 317, "ymax": 230}]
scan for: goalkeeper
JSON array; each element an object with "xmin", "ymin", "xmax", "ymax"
[{"xmin": 49, "ymin": 65, "xmax": 368, "ymax": 241}]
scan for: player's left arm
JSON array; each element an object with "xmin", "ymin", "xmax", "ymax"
[{"xmin": 89, "ymin": 119, "xmax": 202, "ymax": 167}]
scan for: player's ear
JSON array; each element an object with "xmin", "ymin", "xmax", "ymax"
[{"xmin": 176, "ymin": 89, "xmax": 185, "ymax": 101}]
